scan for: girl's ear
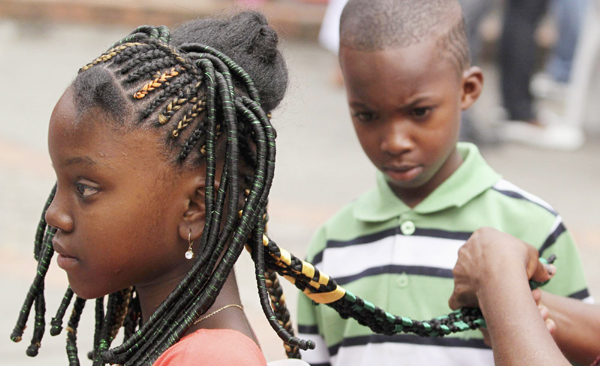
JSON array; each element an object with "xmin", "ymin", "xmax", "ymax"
[
  {"xmin": 460, "ymin": 66, "xmax": 484, "ymax": 111},
  {"xmin": 177, "ymin": 174, "xmax": 209, "ymax": 242}
]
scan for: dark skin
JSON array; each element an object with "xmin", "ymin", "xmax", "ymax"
[
  {"xmin": 340, "ymin": 37, "xmax": 483, "ymax": 208},
  {"xmin": 45, "ymin": 87, "xmax": 258, "ymax": 344},
  {"xmin": 450, "ymin": 227, "xmax": 600, "ymax": 366}
]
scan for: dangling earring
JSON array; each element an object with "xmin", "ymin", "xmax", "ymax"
[{"xmin": 185, "ymin": 230, "xmax": 195, "ymax": 260}]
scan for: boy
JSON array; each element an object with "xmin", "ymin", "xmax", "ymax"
[{"xmin": 297, "ymin": 0, "xmax": 591, "ymax": 365}]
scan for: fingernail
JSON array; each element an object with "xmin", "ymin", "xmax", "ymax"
[{"xmin": 546, "ymin": 264, "xmax": 556, "ymax": 276}]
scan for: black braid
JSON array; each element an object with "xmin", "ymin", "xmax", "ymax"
[
  {"xmin": 66, "ymin": 297, "xmax": 86, "ymax": 366},
  {"xmin": 124, "ymin": 56, "xmax": 177, "ymax": 84},
  {"xmin": 117, "ymin": 47, "xmax": 165, "ymax": 72},
  {"xmin": 265, "ymin": 268, "xmax": 301, "ymax": 358},
  {"xmin": 34, "ymin": 184, "xmax": 55, "ymax": 260},
  {"xmin": 87, "ymin": 297, "xmax": 104, "ymax": 361},
  {"xmin": 50, "ymin": 287, "xmax": 74, "ymax": 336}
]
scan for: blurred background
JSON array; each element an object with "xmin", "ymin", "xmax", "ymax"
[{"xmin": 0, "ymin": 0, "xmax": 599, "ymax": 364}]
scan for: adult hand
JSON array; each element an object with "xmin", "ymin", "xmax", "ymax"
[{"xmin": 449, "ymin": 227, "xmax": 555, "ymax": 310}]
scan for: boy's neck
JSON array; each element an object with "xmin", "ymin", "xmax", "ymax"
[{"xmin": 389, "ymin": 148, "xmax": 463, "ymax": 208}]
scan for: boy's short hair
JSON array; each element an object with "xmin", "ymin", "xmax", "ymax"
[{"xmin": 340, "ymin": 0, "xmax": 470, "ymax": 73}]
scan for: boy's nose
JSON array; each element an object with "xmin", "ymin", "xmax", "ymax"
[
  {"xmin": 45, "ymin": 190, "xmax": 74, "ymax": 233},
  {"xmin": 381, "ymin": 122, "xmax": 413, "ymax": 155}
]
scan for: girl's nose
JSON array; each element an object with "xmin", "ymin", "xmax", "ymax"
[
  {"xmin": 45, "ymin": 189, "xmax": 74, "ymax": 233},
  {"xmin": 381, "ymin": 121, "xmax": 413, "ymax": 155}
]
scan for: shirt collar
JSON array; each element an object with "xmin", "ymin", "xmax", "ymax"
[{"xmin": 354, "ymin": 142, "xmax": 501, "ymax": 222}]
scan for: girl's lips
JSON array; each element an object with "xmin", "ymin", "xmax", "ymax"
[
  {"xmin": 53, "ymin": 240, "xmax": 79, "ymax": 270},
  {"xmin": 56, "ymin": 253, "xmax": 79, "ymax": 270},
  {"xmin": 383, "ymin": 165, "xmax": 423, "ymax": 182}
]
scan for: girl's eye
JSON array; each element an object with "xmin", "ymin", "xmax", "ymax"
[
  {"xmin": 410, "ymin": 107, "xmax": 432, "ymax": 119},
  {"xmin": 353, "ymin": 111, "xmax": 376, "ymax": 122},
  {"xmin": 75, "ymin": 183, "xmax": 98, "ymax": 198}
]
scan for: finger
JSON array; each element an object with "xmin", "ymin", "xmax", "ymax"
[
  {"xmin": 449, "ymin": 291, "xmax": 479, "ymax": 310},
  {"xmin": 531, "ymin": 258, "xmax": 555, "ymax": 283},
  {"xmin": 545, "ymin": 318, "xmax": 557, "ymax": 335},
  {"xmin": 538, "ymin": 304, "xmax": 549, "ymax": 321},
  {"xmin": 532, "ymin": 288, "xmax": 542, "ymax": 304},
  {"xmin": 448, "ymin": 293, "xmax": 461, "ymax": 310}
]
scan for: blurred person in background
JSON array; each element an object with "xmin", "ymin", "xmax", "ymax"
[{"xmin": 500, "ymin": 0, "xmax": 587, "ymax": 150}]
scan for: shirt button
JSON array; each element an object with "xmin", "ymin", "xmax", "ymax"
[
  {"xmin": 397, "ymin": 272, "xmax": 409, "ymax": 288},
  {"xmin": 401, "ymin": 220, "xmax": 416, "ymax": 235}
]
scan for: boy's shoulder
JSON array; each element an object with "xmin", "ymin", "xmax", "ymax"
[{"xmin": 469, "ymin": 177, "xmax": 563, "ymax": 250}]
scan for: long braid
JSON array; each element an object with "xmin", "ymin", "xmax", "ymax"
[
  {"xmin": 87, "ymin": 297, "xmax": 104, "ymax": 361},
  {"xmin": 50, "ymin": 287, "xmax": 74, "ymax": 336},
  {"xmin": 65, "ymin": 297, "xmax": 86, "ymax": 366},
  {"xmin": 34, "ymin": 184, "xmax": 56, "ymax": 260},
  {"xmin": 265, "ymin": 268, "xmax": 300, "ymax": 358}
]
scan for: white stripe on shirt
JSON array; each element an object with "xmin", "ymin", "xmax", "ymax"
[
  {"xmin": 317, "ymin": 235, "xmax": 464, "ymax": 278},
  {"xmin": 329, "ymin": 341, "xmax": 493, "ymax": 366}
]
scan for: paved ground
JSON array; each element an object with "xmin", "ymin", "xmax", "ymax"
[{"xmin": 0, "ymin": 19, "xmax": 599, "ymax": 365}]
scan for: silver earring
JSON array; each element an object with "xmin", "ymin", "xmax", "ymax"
[{"xmin": 185, "ymin": 230, "xmax": 195, "ymax": 260}]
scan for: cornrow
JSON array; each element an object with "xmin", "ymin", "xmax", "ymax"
[
  {"xmin": 13, "ymin": 19, "xmax": 554, "ymax": 366},
  {"xmin": 117, "ymin": 47, "xmax": 165, "ymax": 71},
  {"xmin": 143, "ymin": 73, "xmax": 194, "ymax": 120},
  {"xmin": 125, "ymin": 57, "xmax": 178, "ymax": 84},
  {"xmin": 80, "ymin": 43, "xmax": 144, "ymax": 72}
]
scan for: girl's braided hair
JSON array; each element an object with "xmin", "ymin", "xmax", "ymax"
[{"xmin": 11, "ymin": 11, "xmax": 552, "ymax": 366}]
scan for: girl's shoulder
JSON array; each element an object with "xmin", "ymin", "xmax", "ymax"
[{"xmin": 153, "ymin": 328, "xmax": 267, "ymax": 366}]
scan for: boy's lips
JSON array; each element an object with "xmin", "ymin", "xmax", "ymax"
[
  {"xmin": 383, "ymin": 164, "xmax": 423, "ymax": 181},
  {"xmin": 53, "ymin": 240, "xmax": 79, "ymax": 270}
]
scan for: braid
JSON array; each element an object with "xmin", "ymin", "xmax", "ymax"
[
  {"xmin": 117, "ymin": 47, "xmax": 165, "ymax": 72},
  {"xmin": 50, "ymin": 287, "xmax": 74, "ymax": 336},
  {"xmin": 66, "ymin": 297, "xmax": 86, "ymax": 366},
  {"xmin": 125, "ymin": 58, "xmax": 178, "ymax": 85},
  {"xmin": 265, "ymin": 268, "xmax": 301, "ymax": 358},
  {"xmin": 87, "ymin": 297, "xmax": 104, "ymax": 361}
]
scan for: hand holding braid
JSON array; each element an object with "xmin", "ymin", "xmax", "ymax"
[{"xmin": 11, "ymin": 20, "xmax": 555, "ymax": 366}]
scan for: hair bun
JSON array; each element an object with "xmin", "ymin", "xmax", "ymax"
[
  {"xmin": 171, "ymin": 11, "xmax": 288, "ymax": 111},
  {"xmin": 251, "ymin": 25, "xmax": 278, "ymax": 62}
]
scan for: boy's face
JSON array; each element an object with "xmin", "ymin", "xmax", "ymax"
[{"xmin": 340, "ymin": 38, "xmax": 481, "ymax": 203}]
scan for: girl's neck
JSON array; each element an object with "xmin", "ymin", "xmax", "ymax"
[{"xmin": 136, "ymin": 269, "xmax": 259, "ymax": 346}]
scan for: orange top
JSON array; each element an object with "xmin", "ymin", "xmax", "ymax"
[{"xmin": 153, "ymin": 328, "xmax": 267, "ymax": 366}]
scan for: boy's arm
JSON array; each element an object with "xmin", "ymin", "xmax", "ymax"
[{"xmin": 541, "ymin": 291, "xmax": 600, "ymax": 366}]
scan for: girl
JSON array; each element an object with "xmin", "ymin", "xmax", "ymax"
[
  {"xmin": 10, "ymin": 9, "xmax": 545, "ymax": 366},
  {"xmin": 12, "ymin": 12, "xmax": 309, "ymax": 366}
]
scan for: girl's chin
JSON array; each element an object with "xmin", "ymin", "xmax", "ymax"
[{"xmin": 67, "ymin": 278, "xmax": 111, "ymax": 300}]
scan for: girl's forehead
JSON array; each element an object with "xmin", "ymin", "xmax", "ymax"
[{"xmin": 48, "ymin": 89, "xmax": 169, "ymax": 170}]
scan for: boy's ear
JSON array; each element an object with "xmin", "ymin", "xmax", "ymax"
[
  {"xmin": 177, "ymin": 174, "xmax": 209, "ymax": 242},
  {"xmin": 460, "ymin": 66, "xmax": 484, "ymax": 111}
]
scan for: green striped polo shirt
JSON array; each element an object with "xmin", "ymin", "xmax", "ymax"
[{"xmin": 297, "ymin": 142, "xmax": 590, "ymax": 366}]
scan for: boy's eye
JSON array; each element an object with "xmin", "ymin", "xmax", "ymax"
[
  {"xmin": 410, "ymin": 107, "xmax": 432, "ymax": 119},
  {"xmin": 75, "ymin": 183, "xmax": 99, "ymax": 198},
  {"xmin": 353, "ymin": 111, "xmax": 376, "ymax": 122}
]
